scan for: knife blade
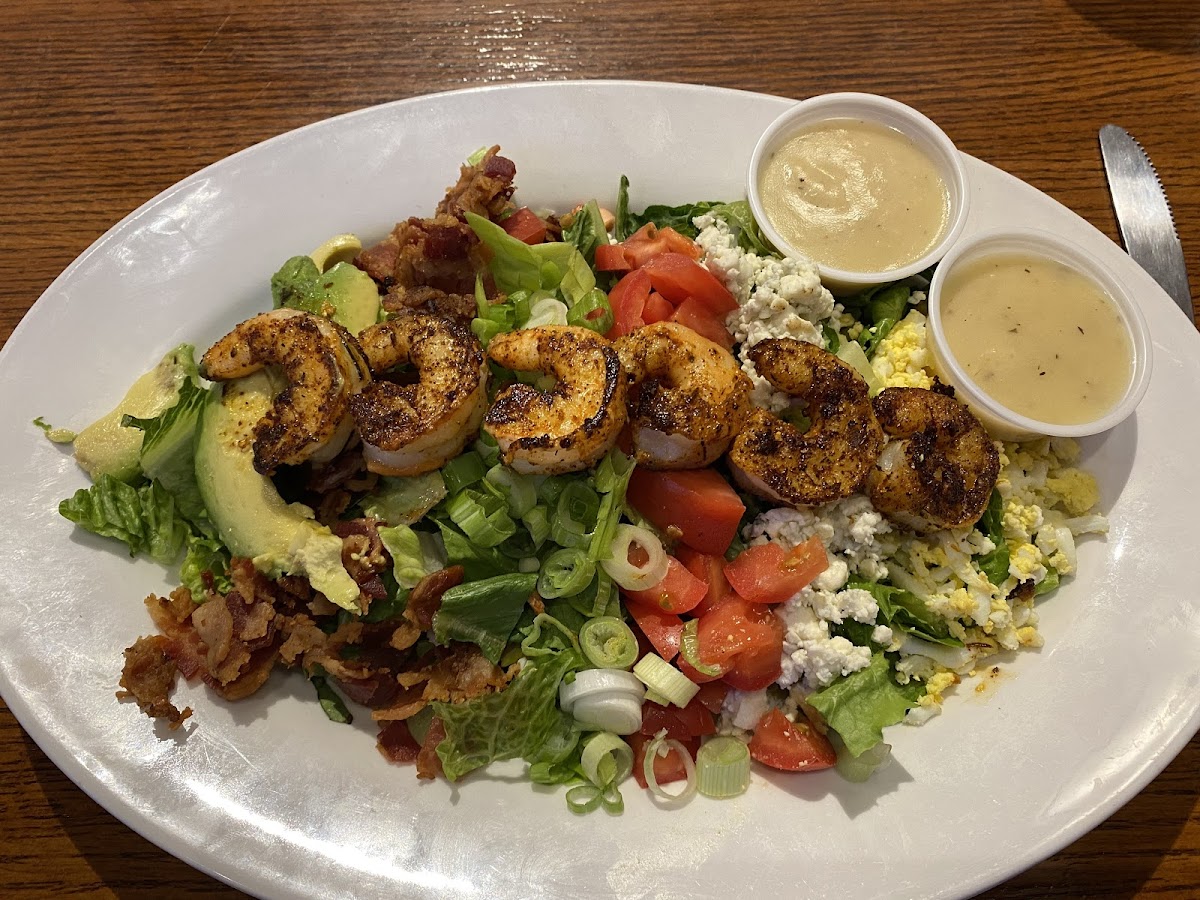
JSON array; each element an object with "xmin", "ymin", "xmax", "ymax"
[{"xmin": 1099, "ymin": 124, "xmax": 1193, "ymax": 321}]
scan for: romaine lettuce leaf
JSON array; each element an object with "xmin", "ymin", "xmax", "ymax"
[
  {"xmin": 362, "ymin": 472, "xmax": 447, "ymax": 526},
  {"xmin": 562, "ymin": 200, "xmax": 607, "ymax": 266},
  {"xmin": 432, "ymin": 572, "xmax": 538, "ymax": 664},
  {"xmin": 59, "ymin": 475, "xmax": 190, "ymax": 565},
  {"xmin": 180, "ymin": 531, "xmax": 232, "ymax": 597},
  {"xmin": 435, "ymin": 520, "xmax": 519, "ymax": 580},
  {"xmin": 848, "ymin": 577, "xmax": 962, "ymax": 647},
  {"xmin": 975, "ymin": 489, "xmax": 1010, "ymax": 587},
  {"xmin": 806, "ymin": 652, "xmax": 925, "ymax": 757},
  {"xmin": 378, "ymin": 524, "xmax": 445, "ymax": 590},
  {"xmin": 433, "ymin": 648, "xmax": 583, "ymax": 781}
]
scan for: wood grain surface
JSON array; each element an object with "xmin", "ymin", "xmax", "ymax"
[{"xmin": 2, "ymin": 1, "xmax": 1198, "ymax": 897}]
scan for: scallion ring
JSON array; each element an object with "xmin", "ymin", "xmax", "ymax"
[
  {"xmin": 581, "ymin": 731, "xmax": 634, "ymax": 788},
  {"xmin": 642, "ymin": 729, "xmax": 698, "ymax": 805},
  {"xmin": 695, "ymin": 736, "xmax": 752, "ymax": 799},
  {"xmin": 552, "ymin": 482, "xmax": 600, "ymax": 548},
  {"xmin": 567, "ymin": 288, "xmax": 615, "ymax": 335},
  {"xmin": 537, "ymin": 548, "xmax": 596, "ymax": 599},
  {"xmin": 565, "ymin": 783, "xmax": 602, "ymax": 814},
  {"xmin": 601, "ymin": 524, "xmax": 668, "ymax": 591},
  {"xmin": 579, "ymin": 616, "xmax": 638, "ymax": 670},
  {"xmin": 680, "ymin": 619, "xmax": 722, "ymax": 677}
]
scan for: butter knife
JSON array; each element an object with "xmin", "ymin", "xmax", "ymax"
[{"xmin": 1099, "ymin": 124, "xmax": 1194, "ymax": 321}]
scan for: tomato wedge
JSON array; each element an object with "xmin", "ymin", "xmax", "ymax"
[
  {"xmin": 668, "ymin": 296, "xmax": 734, "ymax": 350},
  {"xmin": 724, "ymin": 537, "xmax": 828, "ymax": 605},
  {"xmin": 675, "ymin": 546, "xmax": 735, "ymax": 617},
  {"xmin": 643, "ymin": 291, "xmax": 675, "ymax": 325},
  {"xmin": 626, "ymin": 601, "xmax": 684, "ymax": 661},
  {"xmin": 695, "ymin": 594, "xmax": 781, "ymax": 668},
  {"xmin": 500, "ymin": 207, "xmax": 548, "ymax": 244},
  {"xmin": 620, "ymin": 223, "xmax": 702, "ymax": 268},
  {"xmin": 641, "ymin": 253, "xmax": 738, "ymax": 314},
  {"xmin": 694, "ymin": 680, "xmax": 730, "ymax": 714},
  {"xmin": 748, "ymin": 709, "xmax": 836, "ymax": 772},
  {"xmin": 628, "ymin": 732, "xmax": 700, "ymax": 789},
  {"xmin": 640, "ymin": 695, "xmax": 717, "ymax": 741},
  {"xmin": 594, "ymin": 242, "xmax": 633, "ymax": 272},
  {"xmin": 623, "ymin": 556, "xmax": 707, "ymax": 614},
  {"xmin": 627, "ymin": 468, "xmax": 745, "ymax": 556},
  {"xmin": 722, "ymin": 609, "xmax": 786, "ymax": 691},
  {"xmin": 606, "ymin": 268, "xmax": 652, "ymax": 338}
]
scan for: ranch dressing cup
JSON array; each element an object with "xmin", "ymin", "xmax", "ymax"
[
  {"xmin": 927, "ymin": 228, "xmax": 1153, "ymax": 441},
  {"xmin": 747, "ymin": 92, "xmax": 970, "ymax": 294}
]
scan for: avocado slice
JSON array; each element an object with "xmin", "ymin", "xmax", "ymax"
[
  {"xmin": 194, "ymin": 371, "xmax": 361, "ymax": 611},
  {"xmin": 270, "ymin": 254, "xmax": 381, "ymax": 335},
  {"xmin": 73, "ymin": 344, "xmax": 196, "ymax": 483}
]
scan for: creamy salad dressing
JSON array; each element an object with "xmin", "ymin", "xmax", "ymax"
[
  {"xmin": 940, "ymin": 254, "xmax": 1133, "ymax": 425},
  {"xmin": 757, "ymin": 118, "xmax": 949, "ymax": 272}
]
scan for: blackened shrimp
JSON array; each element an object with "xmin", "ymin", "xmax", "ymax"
[
  {"xmin": 200, "ymin": 308, "xmax": 371, "ymax": 474},
  {"xmin": 349, "ymin": 313, "xmax": 488, "ymax": 477},
  {"xmin": 484, "ymin": 325, "xmax": 626, "ymax": 475},
  {"xmin": 728, "ymin": 339, "xmax": 884, "ymax": 506},
  {"xmin": 615, "ymin": 322, "xmax": 753, "ymax": 469},
  {"xmin": 866, "ymin": 386, "xmax": 1000, "ymax": 532}
]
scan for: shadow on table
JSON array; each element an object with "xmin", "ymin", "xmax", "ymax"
[
  {"xmin": 1066, "ymin": 0, "xmax": 1200, "ymax": 54},
  {"xmin": 23, "ymin": 729, "xmax": 246, "ymax": 899},
  {"xmin": 976, "ymin": 735, "xmax": 1200, "ymax": 898}
]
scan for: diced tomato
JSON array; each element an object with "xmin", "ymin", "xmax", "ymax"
[
  {"xmin": 749, "ymin": 709, "xmax": 836, "ymax": 772},
  {"xmin": 668, "ymin": 296, "xmax": 734, "ymax": 350},
  {"xmin": 722, "ymin": 610, "xmax": 786, "ymax": 691},
  {"xmin": 639, "ymin": 695, "xmax": 717, "ymax": 741},
  {"xmin": 500, "ymin": 207, "xmax": 548, "ymax": 244},
  {"xmin": 642, "ymin": 291, "xmax": 675, "ymax": 325},
  {"xmin": 695, "ymin": 594, "xmax": 780, "ymax": 668},
  {"xmin": 623, "ymin": 556, "xmax": 707, "ymax": 615},
  {"xmin": 628, "ymin": 732, "xmax": 701, "ymax": 789},
  {"xmin": 620, "ymin": 223, "xmax": 702, "ymax": 268},
  {"xmin": 724, "ymin": 537, "xmax": 828, "ymax": 605},
  {"xmin": 606, "ymin": 269, "xmax": 652, "ymax": 338},
  {"xmin": 675, "ymin": 546, "xmax": 735, "ymax": 617},
  {"xmin": 594, "ymin": 242, "xmax": 633, "ymax": 272},
  {"xmin": 695, "ymin": 681, "xmax": 730, "ymax": 714},
  {"xmin": 625, "ymin": 601, "xmax": 684, "ymax": 661},
  {"xmin": 641, "ymin": 253, "xmax": 738, "ymax": 314},
  {"xmin": 627, "ymin": 468, "xmax": 745, "ymax": 556}
]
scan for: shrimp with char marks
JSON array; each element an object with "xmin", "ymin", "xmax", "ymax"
[
  {"xmin": 200, "ymin": 308, "xmax": 371, "ymax": 475},
  {"xmin": 866, "ymin": 386, "xmax": 1000, "ymax": 533},
  {"xmin": 615, "ymin": 322, "xmax": 753, "ymax": 469},
  {"xmin": 484, "ymin": 325, "xmax": 627, "ymax": 475},
  {"xmin": 728, "ymin": 338, "xmax": 884, "ymax": 507},
  {"xmin": 349, "ymin": 313, "xmax": 488, "ymax": 477}
]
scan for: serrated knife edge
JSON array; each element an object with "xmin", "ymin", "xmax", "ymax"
[{"xmin": 1099, "ymin": 124, "xmax": 1193, "ymax": 321}]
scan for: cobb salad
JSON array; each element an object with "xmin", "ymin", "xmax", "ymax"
[{"xmin": 49, "ymin": 146, "xmax": 1107, "ymax": 812}]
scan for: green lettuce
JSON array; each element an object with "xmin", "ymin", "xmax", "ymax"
[
  {"xmin": 180, "ymin": 531, "xmax": 232, "ymax": 597},
  {"xmin": 843, "ymin": 283, "xmax": 911, "ymax": 359},
  {"xmin": 432, "ymin": 572, "xmax": 538, "ymax": 663},
  {"xmin": 362, "ymin": 472, "xmax": 447, "ymax": 526},
  {"xmin": 807, "ymin": 653, "xmax": 925, "ymax": 757},
  {"xmin": 59, "ymin": 475, "xmax": 190, "ymax": 565},
  {"xmin": 378, "ymin": 524, "xmax": 445, "ymax": 590},
  {"xmin": 433, "ymin": 648, "xmax": 583, "ymax": 781},
  {"xmin": 562, "ymin": 200, "xmax": 607, "ymax": 266},
  {"xmin": 848, "ymin": 577, "xmax": 962, "ymax": 647},
  {"xmin": 974, "ymin": 490, "xmax": 1010, "ymax": 587},
  {"xmin": 613, "ymin": 175, "xmax": 771, "ymax": 253},
  {"xmin": 435, "ymin": 520, "xmax": 519, "ymax": 580}
]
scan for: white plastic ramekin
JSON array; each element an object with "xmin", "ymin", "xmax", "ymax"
[
  {"xmin": 927, "ymin": 228, "xmax": 1153, "ymax": 441},
  {"xmin": 747, "ymin": 92, "xmax": 970, "ymax": 295}
]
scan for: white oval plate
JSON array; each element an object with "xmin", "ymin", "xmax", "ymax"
[{"xmin": 2, "ymin": 81, "xmax": 1199, "ymax": 900}]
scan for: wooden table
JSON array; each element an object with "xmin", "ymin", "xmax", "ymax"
[{"xmin": 2, "ymin": 1, "xmax": 1198, "ymax": 896}]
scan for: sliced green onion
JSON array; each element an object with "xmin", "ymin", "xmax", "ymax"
[
  {"xmin": 642, "ymin": 729, "xmax": 698, "ymax": 805},
  {"xmin": 567, "ymin": 288, "xmax": 615, "ymax": 335},
  {"xmin": 581, "ymin": 731, "xmax": 634, "ymax": 788},
  {"xmin": 553, "ymin": 482, "xmax": 601, "ymax": 548},
  {"xmin": 475, "ymin": 428, "xmax": 501, "ymax": 466},
  {"xmin": 632, "ymin": 654, "xmax": 700, "ymax": 708},
  {"xmin": 537, "ymin": 548, "xmax": 597, "ymax": 599},
  {"xmin": 695, "ymin": 736, "xmax": 751, "ymax": 799},
  {"xmin": 518, "ymin": 556, "xmax": 540, "ymax": 573},
  {"xmin": 523, "ymin": 296, "xmax": 569, "ymax": 328},
  {"xmin": 445, "ymin": 489, "xmax": 516, "ymax": 548},
  {"xmin": 643, "ymin": 687, "xmax": 672, "ymax": 707},
  {"xmin": 600, "ymin": 781, "xmax": 624, "ymax": 814},
  {"xmin": 537, "ymin": 475, "xmax": 570, "ymax": 506},
  {"xmin": 522, "ymin": 505, "xmax": 551, "ymax": 550},
  {"xmin": 565, "ymin": 783, "xmax": 602, "ymax": 814},
  {"xmin": 680, "ymin": 619, "xmax": 722, "ymax": 677},
  {"xmin": 601, "ymin": 524, "xmax": 668, "ymax": 590},
  {"xmin": 442, "ymin": 451, "xmax": 487, "ymax": 495},
  {"xmin": 579, "ymin": 616, "xmax": 638, "ymax": 670},
  {"xmin": 485, "ymin": 464, "xmax": 537, "ymax": 517}
]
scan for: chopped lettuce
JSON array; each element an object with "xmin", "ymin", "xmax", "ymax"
[
  {"xmin": 807, "ymin": 653, "xmax": 925, "ymax": 757},
  {"xmin": 180, "ymin": 531, "xmax": 232, "ymax": 597},
  {"xmin": 844, "ymin": 283, "xmax": 910, "ymax": 359},
  {"xmin": 613, "ymin": 176, "xmax": 771, "ymax": 253},
  {"xmin": 59, "ymin": 475, "xmax": 190, "ymax": 565},
  {"xmin": 433, "ymin": 649, "xmax": 583, "ymax": 781},
  {"xmin": 378, "ymin": 524, "xmax": 445, "ymax": 590},
  {"xmin": 975, "ymin": 490, "xmax": 1010, "ymax": 587},
  {"xmin": 848, "ymin": 577, "xmax": 963, "ymax": 647},
  {"xmin": 432, "ymin": 572, "xmax": 538, "ymax": 663},
  {"xmin": 362, "ymin": 472, "xmax": 447, "ymax": 526},
  {"xmin": 309, "ymin": 667, "xmax": 353, "ymax": 724},
  {"xmin": 435, "ymin": 520, "xmax": 519, "ymax": 580},
  {"xmin": 614, "ymin": 175, "xmax": 634, "ymax": 241},
  {"xmin": 562, "ymin": 199, "xmax": 607, "ymax": 266}
]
